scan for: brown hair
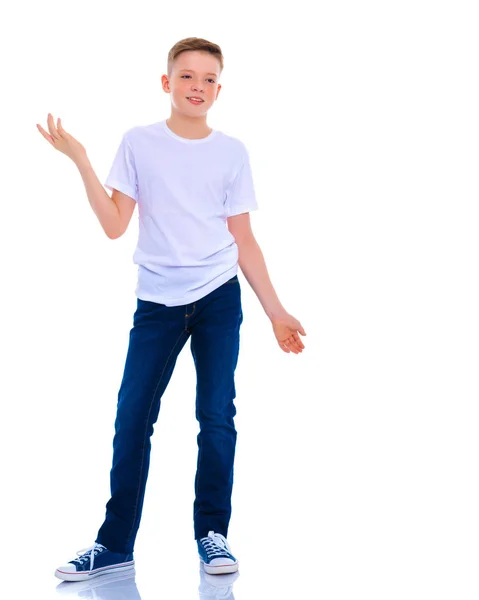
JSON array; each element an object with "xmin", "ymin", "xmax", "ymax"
[{"xmin": 167, "ymin": 37, "xmax": 224, "ymax": 78}]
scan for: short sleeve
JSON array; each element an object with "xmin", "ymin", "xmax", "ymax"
[
  {"xmin": 224, "ymin": 146, "xmax": 258, "ymax": 217},
  {"xmin": 104, "ymin": 133, "xmax": 139, "ymax": 202}
]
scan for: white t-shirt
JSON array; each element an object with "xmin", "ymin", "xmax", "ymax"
[{"xmin": 104, "ymin": 119, "xmax": 258, "ymax": 306}]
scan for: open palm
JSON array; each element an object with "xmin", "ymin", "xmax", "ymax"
[
  {"xmin": 36, "ymin": 113, "xmax": 87, "ymax": 164},
  {"xmin": 271, "ymin": 312, "xmax": 306, "ymax": 354}
]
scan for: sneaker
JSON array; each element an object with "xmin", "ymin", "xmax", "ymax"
[
  {"xmin": 54, "ymin": 542, "xmax": 135, "ymax": 582},
  {"xmin": 197, "ymin": 531, "xmax": 239, "ymax": 575}
]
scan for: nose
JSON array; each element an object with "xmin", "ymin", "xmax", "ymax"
[{"xmin": 191, "ymin": 80, "xmax": 204, "ymax": 93}]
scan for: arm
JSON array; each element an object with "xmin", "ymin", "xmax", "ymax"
[
  {"xmin": 36, "ymin": 114, "xmax": 134, "ymax": 239},
  {"xmin": 228, "ymin": 213, "xmax": 283, "ymax": 319},
  {"xmin": 77, "ymin": 158, "xmax": 135, "ymax": 239},
  {"xmin": 227, "ymin": 213, "xmax": 306, "ymax": 354}
]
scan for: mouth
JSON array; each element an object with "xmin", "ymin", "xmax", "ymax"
[{"xmin": 187, "ymin": 97, "xmax": 204, "ymax": 105}]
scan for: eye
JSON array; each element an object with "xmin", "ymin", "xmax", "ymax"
[{"xmin": 181, "ymin": 75, "xmax": 216, "ymax": 84}]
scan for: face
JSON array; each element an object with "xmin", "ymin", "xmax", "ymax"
[{"xmin": 161, "ymin": 50, "xmax": 222, "ymax": 116}]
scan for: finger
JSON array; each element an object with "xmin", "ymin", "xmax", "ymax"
[
  {"xmin": 292, "ymin": 342, "xmax": 302, "ymax": 353},
  {"xmin": 293, "ymin": 332, "xmax": 305, "ymax": 349},
  {"xmin": 285, "ymin": 338, "xmax": 300, "ymax": 354},
  {"xmin": 286, "ymin": 335, "xmax": 302, "ymax": 353},
  {"xmin": 47, "ymin": 113, "xmax": 60, "ymax": 140},
  {"xmin": 298, "ymin": 325, "xmax": 306, "ymax": 336},
  {"xmin": 57, "ymin": 117, "xmax": 67, "ymax": 137},
  {"xmin": 36, "ymin": 123, "xmax": 55, "ymax": 145},
  {"xmin": 280, "ymin": 342, "xmax": 290, "ymax": 353},
  {"xmin": 292, "ymin": 341, "xmax": 302, "ymax": 353}
]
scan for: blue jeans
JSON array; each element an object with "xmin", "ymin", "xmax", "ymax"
[{"xmin": 95, "ymin": 275, "xmax": 243, "ymax": 553}]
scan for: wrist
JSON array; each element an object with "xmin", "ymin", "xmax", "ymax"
[
  {"xmin": 75, "ymin": 154, "xmax": 91, "ymax": 172},
  {"xmin": 267, "ymin": 306, "xmax": 287, "ymax": 321}
]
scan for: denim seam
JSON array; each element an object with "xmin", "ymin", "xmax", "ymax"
[
  {"xmin": 185, "ymin": 303, "xmax": 196, "ymax": 319},
  {"xmin": 126, "ymin": 328, "xmax": 188, "ymax": 542},
  {"xmin": 195, "ymin": 437, "xmax": 203, "ymax": 518}
]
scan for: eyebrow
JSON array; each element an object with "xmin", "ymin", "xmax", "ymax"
[{"xmin": 179, "ymin": 69, "xmax": 218, "ymax": 77}]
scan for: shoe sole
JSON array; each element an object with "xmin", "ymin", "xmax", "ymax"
[
  {"xmin": 54, "ymin": 560, "xmax": 135, "ymax": 581},
  {"xmin": 200, "ymin": 558, "xmax": 239, "ymax": 575},
  {"xmin": 56, "ymin": 569, "xmax": 136, "ymax": 594}
]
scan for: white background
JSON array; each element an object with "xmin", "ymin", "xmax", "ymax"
[{"xmin": 1, "ymin": 0, "xmax": 478, "ymax": 598}]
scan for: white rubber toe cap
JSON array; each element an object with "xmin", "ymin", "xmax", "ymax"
[
  {"xmin": 209, "ymin": 557, "xmax": 236, "ymax": 566},
  {"xmin": 56, "ymin": 563, "xmax": 80, "ymax": 573}
]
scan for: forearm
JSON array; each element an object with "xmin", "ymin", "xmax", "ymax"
[
  {"xmin": 76, "ymin": 157, "xmax": 121, "ymax": 239},
  {"xmin": 237, "ymin": 236, "xmax": 285, "ymax": 319}
]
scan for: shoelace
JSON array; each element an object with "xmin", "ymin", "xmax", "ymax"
[
  {"xmin": 74, "ymin": 543, "xmax": 106, "ymax": 571},
  {"xmin": 200, "ymin": 531, "xmax": 232, "ymax": 558}
]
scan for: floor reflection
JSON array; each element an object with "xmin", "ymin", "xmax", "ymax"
[{"xmin": 55, "ymin": 562, "xmax": 239, "ymax": 599}]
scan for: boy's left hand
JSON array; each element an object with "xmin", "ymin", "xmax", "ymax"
[{"xmin": 271, "ymin": 311, "xmax": 306, "ymax": 354}]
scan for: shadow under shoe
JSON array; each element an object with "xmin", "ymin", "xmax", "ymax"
[
  {"xmin": 56, "ymin": 569, "xmax": 139, "ymax": 598},
  {"xmin": 199, "ymin": 561, "xmax": 239, "ymax": 599}
]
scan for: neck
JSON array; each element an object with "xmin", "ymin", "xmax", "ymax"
[{"xmin": 166, "ymin": 110, "xmax": 212, "ymax": 140}]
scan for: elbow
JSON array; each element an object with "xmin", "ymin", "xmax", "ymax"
[
  {"xmin": 105, "ymin": 228, "xmax": 124, "ymax": 240},
  {"xmin": 235, "ymin": 233, "xmax": 256, "ymax": 247}
]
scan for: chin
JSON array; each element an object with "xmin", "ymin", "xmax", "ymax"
[{"xmin": 187, "ymin": 108, "xmax": 207, "ymax": 116}]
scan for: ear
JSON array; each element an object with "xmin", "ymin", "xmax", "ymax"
[
  {"xmin": 216, "ymin": 84, "xmax": 222, "ymax": 98},
  {"xmin": 161, "ymin": 74, "xmax": 170, "ymax": 93}
]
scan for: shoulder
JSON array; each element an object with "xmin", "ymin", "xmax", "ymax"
[
  {"xmin": 217, "ymin": 130, "xmax": 247, "ymax": 151},
  {"xmin": 121, "ymin": 122, "xmax": 158, "ymax": 143},
  {"xmin": 117, "ymin": 122, "xmax": 164, "ymax": 157},
  {"xmin": 213, "ymin": 130, "xmax": 249, "ymax": 164}
]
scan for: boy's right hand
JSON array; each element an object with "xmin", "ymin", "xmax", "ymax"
[{"xmin": 37, "ymin": 113, "xmax": 88, "ymax": 165}]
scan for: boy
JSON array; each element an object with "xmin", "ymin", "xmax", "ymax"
[{"xmin": 37, "ymin": 37, "xmax": 306, "ymax": 581}]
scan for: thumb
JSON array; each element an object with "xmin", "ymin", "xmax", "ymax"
[{"xmin": 299, "ymin": 324, "xmax": 306, "ymax": 336}]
